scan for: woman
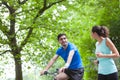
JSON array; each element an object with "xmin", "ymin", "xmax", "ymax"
[{"xmin": 91, "ymin": 26, "xmax": 119, "ymax": 80}]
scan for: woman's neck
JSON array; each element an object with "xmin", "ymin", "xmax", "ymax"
[{"xmin": 97, "ymin": 37, "xmax": 104, "ymax": 43}]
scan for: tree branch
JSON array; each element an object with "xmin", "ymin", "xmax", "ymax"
[
  {"xmin": 34, "ymin": 0, "xmax": 66, "ymax": 22},
  {"xmin": 2, "ymin": 1, "xmax": 11, "ymax": 11},
  {"xmin": 18, "ymin": 0, "xmax": 28, "ymax": 4},
  {"xmin": 19, "ymin": 27, "xmax": 33, "ymax": 51},
  {"xmin": 44, "ymin": 0, "xmax": 47, "ymax": 8},
  {"xmin": 0, "ymin": 50, "xmax": 11, "ymax": 55},
  {"xmin": 0, "ymin": 19, "xmax": 9, "ymax": 37},
  {"xmin": 47, "ymin": 0, "xmax": 66, "ymax": 9},
  {"xmin": 0, "ymin": 2, "xmax": 2, "ymax": 6}
]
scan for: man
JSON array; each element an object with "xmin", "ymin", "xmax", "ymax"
[{"xmin": 40, "ymin": 33, "xmax": 84, "ymax": 80}]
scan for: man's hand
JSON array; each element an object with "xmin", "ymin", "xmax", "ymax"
[
  {"xmin": 40, "ymin": 70, "xmax": 47, "ymax": 76},
  {"xmin": 59, "ymin": 67, "xmax": 67, "ymax": 73}
]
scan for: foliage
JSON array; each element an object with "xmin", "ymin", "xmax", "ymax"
[{"xmin": 0, "ymin": 0, "xmax": 120, "ymax": 80}]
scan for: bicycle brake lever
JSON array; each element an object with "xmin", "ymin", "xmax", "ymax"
[
  {"xmin": 56, "ymin": 68, "xmax": 59, "ymax": 71},
  {"xmin": 44, "ymin": 71, "xmax": 48, "ymax": 75}
]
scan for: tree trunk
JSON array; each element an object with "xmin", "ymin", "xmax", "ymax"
[{"xmin": 14, "ymin": 56, "xmax": 23, "ymax": 80}]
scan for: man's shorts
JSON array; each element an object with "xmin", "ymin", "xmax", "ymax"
[{"xmin": 64, "ymin": 67, "xmax": 84, "ymax": 80}]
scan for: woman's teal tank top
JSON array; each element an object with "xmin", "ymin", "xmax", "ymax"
[{"xmin": 95, "ymin": 38, "xmax": 117, "ymax": 75}]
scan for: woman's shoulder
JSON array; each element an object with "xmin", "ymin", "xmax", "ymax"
[
  {"xmin": 105, "ymin": 37, "xmax": 111, "ymax": 42},
  {"xmin": 105, "ymin": 37, "xmax": 113, "ymax": 46}
]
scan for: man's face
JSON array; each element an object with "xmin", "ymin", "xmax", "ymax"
[{"xmin": 58, "ymin": 35, "xmax": 68, "ymax": 46}]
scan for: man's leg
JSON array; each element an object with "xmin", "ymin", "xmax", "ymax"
[
  {"xmin": 64, "ymin": 68, "xmax": 84, "ymax": 80},
  {"xmin": 55, "ymin": 72, "xmax": 69, "ymax": 80}
]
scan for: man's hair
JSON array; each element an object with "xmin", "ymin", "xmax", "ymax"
[{"xmin": 57, "ymin": 33, "xmax": 66, "ymax": 40}]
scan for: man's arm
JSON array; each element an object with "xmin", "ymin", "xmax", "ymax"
[
  {"xmin": 40, "ymin": 54, "xmax": 59, "ymax": 75},
  {"xmin": 65, "ymin": 50, "xmax": 75, "ymax": 68},
  {"xmin": 59, "ymin": 50, "xmax": 75, "ymax": 73}
]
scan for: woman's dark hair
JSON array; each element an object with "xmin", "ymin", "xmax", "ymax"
[
  {"xmin": 57, "ymin": 33, "xmax": 66, "ymax": 40},
  {"xmin": 92, "ymin": 26, "xmax": 109, "ymax": 37}
]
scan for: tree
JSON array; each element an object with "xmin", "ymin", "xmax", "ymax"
[{"xmin": 0, "ymin": 0, "xmax": 66, "ymax": 80}]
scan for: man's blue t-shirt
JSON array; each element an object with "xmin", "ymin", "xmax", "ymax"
[{"xmin": 56, "ymin": 42, "xmax": 83, "ymax": 69}]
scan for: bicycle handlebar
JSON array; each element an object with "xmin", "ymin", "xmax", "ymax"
[
  {"xmin": 44, "ymin": 71, "xmax": 48, "ymax": 75},
  {"xmin": 43, "ymin": 68, "xmax": 59, "ymax": 75}
]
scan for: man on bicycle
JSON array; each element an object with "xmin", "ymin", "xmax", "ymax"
[{"xmin": 40, "ymin": 33, "xmax": 84, "ymax": 80}]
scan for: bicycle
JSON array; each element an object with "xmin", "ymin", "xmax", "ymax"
[{"xmin": 43, "ymin": 69, "xmax": 59, "ymax": 80}]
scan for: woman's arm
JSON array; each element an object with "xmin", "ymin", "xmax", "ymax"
[
  {"xmin": 105, "ymin": 38, "xmax": 119, "ymax": 58},
  {"xmin": 96, "ymin": 38, "xmax": 119, "ymax": 58}
]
